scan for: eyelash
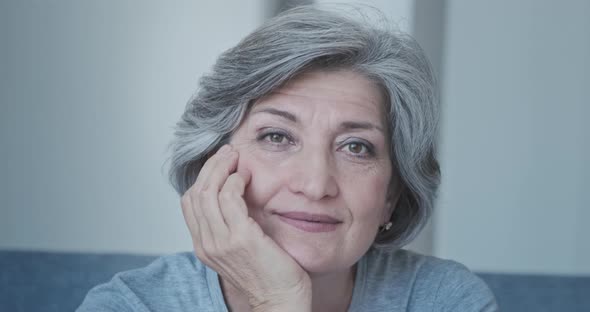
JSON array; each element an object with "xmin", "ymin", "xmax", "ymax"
[
  {"xmin": 257, "ymin": 129, "xmax": 294, "ymax": 146},
  {"xmin": 256, "ymin": 128, "xmax": 376, "ymax": 159},
  {"xmin": 339, "ymin": 139, "xmax": 376, "ymax": 159}
]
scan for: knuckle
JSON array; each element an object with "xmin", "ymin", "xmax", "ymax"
[
  {"xmin": 197, "ymin": 188, "xmax": 210, "ymax": 201},
  {"xmin": 199, "ymin": 182, "xmax": 212, "ymax": 194}
]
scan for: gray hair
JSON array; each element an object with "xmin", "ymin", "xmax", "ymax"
[{"xmin": 167, "ymin": 5, "xmax": 440, "ymax": 249}]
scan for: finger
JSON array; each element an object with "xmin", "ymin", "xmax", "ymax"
[
  {"xmin": 198, "ymin": 147, "xmax": 239, "ymax": 244},
  {"xmin": 218, "ymin": 169, "xmax": 251, "ymax": 229},
  {"xmin": 180, "ymin": 193, "xmax": 209, "ymax": 262},
  {"xmin": 188, "ymin": 144, "xmax": 233, "ymax": 250},
  {"xmin": 180, "ymin": 193, "xmax": 199, "ymax": 234},
  {"xmin": 189, "ymin": 144, "xmax": 232, "ymax": 194}
]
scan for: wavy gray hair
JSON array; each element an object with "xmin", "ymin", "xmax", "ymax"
[{"xmin": 167, "ymin": 6, "xmax": 440, "ymax": 248}]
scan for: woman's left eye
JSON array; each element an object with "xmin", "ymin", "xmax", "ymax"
[
  {"xmin": 264, "ymin": 133, "xmax": 288, "ymax": 144},
  {"xmin": 342, "ymin": 141, "xmax": 374, "ymax": 158}
]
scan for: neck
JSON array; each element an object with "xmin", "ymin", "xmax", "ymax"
[
  {"xmin": 309, "ymin": 265, "xmax": 356, "ymax": 311},
  {"xmin": 220, "ymin": 265, "xmax": 356, "ymax": 312}
]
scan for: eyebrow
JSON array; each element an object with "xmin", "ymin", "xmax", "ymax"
[
  {"xmin": 340, "ymin": 121, "xmax": 385, "ymax": 134},
  {"xmin": 252, "ymin": 107, "xmax": 385, "ymax": 134},
  {"xmin": 251, "ymin": 107, "xmax": 297, "ymax": 122}
]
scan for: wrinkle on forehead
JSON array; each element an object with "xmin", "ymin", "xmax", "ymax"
[
  {"xmin": 279, "ymin": 70, "xmax": 383, "ymax": 107},
  {"xmin": 272, "ymin": 87, "xmax": 381, "ymax": 112},
  {"xmin": 254, "ymin": 70, "xmax": 387, "ymax": 125}
]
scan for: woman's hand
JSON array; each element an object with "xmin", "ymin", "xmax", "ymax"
[{"xmin": 181, "ymin": 144, "xmax": 311, "ymax": 311}]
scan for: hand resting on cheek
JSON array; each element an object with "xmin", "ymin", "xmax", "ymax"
[{"xmin": 180, "ymin": 144, "xmax": 312, "ymax": 312}]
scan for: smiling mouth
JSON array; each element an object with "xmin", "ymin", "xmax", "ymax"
[{"xmin": 275, "ymin": 212, "xmax": 342, "ymax": 233}]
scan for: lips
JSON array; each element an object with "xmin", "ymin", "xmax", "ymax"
[
  {"xmin": 277, "ymin": 211, "xmax": 341, "ymax": 223},
  {"xmin": 275, "ymin": 211, "xmax": 342, "ymax": 233}
]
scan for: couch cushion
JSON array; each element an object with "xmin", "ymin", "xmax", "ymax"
[
  {"xmin": 478, "ymin": 273, "xmax": 590, "ymax": 311},
  {"xmin": 2, "ymin": 250, "xmax": 590, "ymax": 311},
  {"xmin": 0, "ymin": 250, "xmax": 157, "ymax": 312}
]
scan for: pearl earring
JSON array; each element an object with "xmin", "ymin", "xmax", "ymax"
[{"xmin": 379, "ymin": 222, "xmax": 393, "ymax": 233}]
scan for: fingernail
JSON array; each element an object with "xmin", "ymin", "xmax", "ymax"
[{"xmin": 218, "ymin": 145, "xmax": 231, "ymax": 154}]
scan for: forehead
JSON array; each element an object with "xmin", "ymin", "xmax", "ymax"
[{"xmin": 253, "ymin": 70, "xmax": 386, "ymax": 120}]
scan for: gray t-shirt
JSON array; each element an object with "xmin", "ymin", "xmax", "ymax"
[{"xmin": 77, "ymin": 248, "xmax": 498, "ymax": 311}]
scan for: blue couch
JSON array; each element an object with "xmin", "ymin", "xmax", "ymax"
[{"xmin": 1, "ymin": 250, "xmax": 589, "ymax": 311}]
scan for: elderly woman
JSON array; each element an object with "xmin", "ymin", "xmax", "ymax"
[{"xmin": 78, "ymin": 6, "xmax": 497, "ymax": 312}]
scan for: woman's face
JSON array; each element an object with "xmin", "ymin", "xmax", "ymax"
[{"xmin": 229, "ymin": 70, "xmax": 394, "ymax": 274}]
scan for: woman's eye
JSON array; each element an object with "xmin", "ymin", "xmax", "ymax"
[
  {"xmin": 341, "ymin": 141, "xmax": 375, "ymax": 158},
  {"xmin": 258, "ymin": 131, "xmax": 292, "ymax": 146},
  {"xmin": 347, "ymin": 142, "xmax": 365, "ymax": 154},
  {"xmin": 267, "ymin": 133, "xmax": 286, "ymax": 143}
]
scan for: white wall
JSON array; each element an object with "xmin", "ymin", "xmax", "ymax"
[
  {"xmin": 435, "ymin": 0, "xmax": 590, "ymax": 274},
  {"xmin": 0, "ymin": 0, "xmax": 265, "ymax": 254},
  {"xmin": 315, "ymin": 0, "xmax": 413, "ymax": 32}
]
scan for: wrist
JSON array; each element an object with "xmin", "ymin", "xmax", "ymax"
[
  {"xmin": 251, "ymin": 297, "xmax": 311, "ymax": 312},
  {"xmin": 249, "ymin": 281, "xmax": 312, "ymax": 312}
]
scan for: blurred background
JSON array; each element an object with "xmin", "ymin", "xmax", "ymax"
[{"xmin": 1, "ymin": 0, "xmax": 588, "ymax": 276}]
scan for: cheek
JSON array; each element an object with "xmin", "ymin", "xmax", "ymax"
[
  {"xmin": 340, "ymin": 168, "xmax": 392, "ymax": 221},
  {"xmin": 236, "ymin": 148, "xmax": 285, "ymax": 210}
]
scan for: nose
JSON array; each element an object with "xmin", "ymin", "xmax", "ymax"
[{"xmin": 287, "ymin": 147, "xmax": 339, "ymax": 201}]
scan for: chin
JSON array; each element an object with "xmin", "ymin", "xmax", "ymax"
[{"xmin": 273, "ymin": 235, "xmax": 350, "ymax": 274}]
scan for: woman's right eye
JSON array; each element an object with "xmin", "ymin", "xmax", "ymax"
[
  {"xmin": 266, "ymin": 133, "xmax": 287, "ymax": 144},
  {"xmin": 257, "ymin": 129, "xmax": 293, "ymax": 146}
]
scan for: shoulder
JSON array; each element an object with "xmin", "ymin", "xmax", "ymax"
[
  {"xmin": 413, "ymin": 253, "xmax": 498, "ymax": 311},
  {"xmin": 359, "ymin": 248, "xmax": 498, "ymax": 311},
  {"xmin": 110, "ymin": 251, "xmax": 206, "ymax": 288},
  {"xmin": 77, "ymin": 252, "xmax": 217, "ymax": 312}
]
